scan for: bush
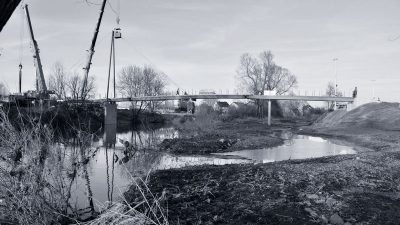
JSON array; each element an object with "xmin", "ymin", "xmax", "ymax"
[
  {"xmin": 224, "ymin": 101, "xmax": 282, "ymax": 120},
  {"xmin": 172, "ymin": 104, "xmax": 219, "ymax": 135},
  {"xmin": 225, "ymin": 104, "xmax": 258, "ymax": 119}
]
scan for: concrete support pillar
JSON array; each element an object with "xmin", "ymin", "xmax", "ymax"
[
  {"xmin": 267, "ymin": 100, "xmax": 271, "ymax": 126},
  {"xmin": 104, "ymin": 102, "xmax": 117, "ymax": 125}
]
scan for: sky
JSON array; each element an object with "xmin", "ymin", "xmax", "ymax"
[{"xmin": 0, "ymin": 0, "xmax": 399, "ymax": 104}]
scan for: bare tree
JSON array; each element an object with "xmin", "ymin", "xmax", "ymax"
[
  {"xmin": 236, "ymin": 50, "xmax": 297, "ymax": 116},
  {"xmin": 48, "ymin": 62, "xmax": 67, "ymax": 99},
  {"xmin": 118, "ymin": 65, "xmax": 166, "ymax": 114},
  {"xmin": 237, "ymin": 51, "xmax": 297, "ymax": 95},
  {"xmin": 326, "ymin": 82, "xmax": 343, "ymax": 109},
  {"xmin": 0, "ymin": 82, "xmax": 8, "ymax": 96},
  {"xmin": 66, "ymin": 72, "xmax": 95, "ymax": 100}
]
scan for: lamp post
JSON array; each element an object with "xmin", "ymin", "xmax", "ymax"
[{"xmin": 333, "ymin": 58, "xmax": 338, "ymax": 110}]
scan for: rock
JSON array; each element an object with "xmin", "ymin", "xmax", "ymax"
[
  {"xmin": 306, "ymin": 194, "xmax": 319, "ymax": 199},
  {"xmin": 305, "ymin": 208, "xmax": 318, "ymax": 218},
  {"xmin": 321, "ymin": 215, "xmax": 329, "ymax": 224},
  {"xmin": 0, "ymin": 198, "xmax": 5, "ymax": 207},
  {"xmin": 330, "ymin": 213, "xmax": 344, "ymax": 225},
  {"xmin": 326, "ymin": 197, "xmax": 337, "ymax": 207},
  {"xmin": 213, "ymin": 215, "xmax": 218, "ymax": 221},
  {"xmin": 344, "ymin": 222, "xmax": 352, "ymax": 225}
]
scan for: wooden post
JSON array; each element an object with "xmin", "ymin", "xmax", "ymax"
[{"xmin": 268, "ymin": 100, "xmax": 271, "ymax": 126}]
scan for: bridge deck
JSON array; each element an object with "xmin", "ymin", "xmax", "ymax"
[{"xmin": 93, "ymin": 95, "xmax": 354, "ymax": 103}]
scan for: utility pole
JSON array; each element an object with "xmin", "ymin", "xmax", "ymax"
[
  {"xmin": 81, "ymin": 0, "xmax": 108, "ymax": 100},
  {"xmin": 106, "ymin": 28, "xmax": 121, "ymax": 100},
  {"xmin": 18, "ymin": 63, "xmax": 22, "ymax": 93}
]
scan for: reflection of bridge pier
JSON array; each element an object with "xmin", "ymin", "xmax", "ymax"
[{"xmin": 104, "ymin": 123, "xmax": 117, "ymax": 147}]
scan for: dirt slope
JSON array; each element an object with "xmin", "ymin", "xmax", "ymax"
[{"xmin": 313, "ymin": 102, "xmax": 400, "ymax": 131}]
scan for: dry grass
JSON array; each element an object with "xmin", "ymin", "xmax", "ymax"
[
  {"xmin": 85, "ymin": 173, "xmax": 168, "ymax": 225},
  {"xmin": 0, "ymin": 108, "xmax": 70, "ymax": 225}
]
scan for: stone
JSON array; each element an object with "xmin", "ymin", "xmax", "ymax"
[
  {"xmin": 344, "ymin": 222, "xmax": 352, "ymax": 225},
  {"xmin": 321, "ymin": 215, "xmax": 329, "ymax": 224},
  {"xmin": 330, "ymin": 213, "xmax": 344, "ymax": 225},
  {"xmin": 326, "ymin": 197, "xmax": 337, "ymax": 207},
  {"xmin": 305, "ymin": 208, "xmax": 318, "ymax": 218},
  {"xmin": 306, "ymin": 194, "xmax": 319, "ymax": 199}
]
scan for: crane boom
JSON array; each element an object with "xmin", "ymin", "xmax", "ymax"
[
  {"xmin": 81, "ymin": 0, "xmax": 107, "ymax": 100},
  {"xmin": 24, "ymin": 4, "xmax": 48, "ymax": 95}
]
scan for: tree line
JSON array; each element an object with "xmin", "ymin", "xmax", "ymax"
[{"xmin": 44, "ymin": 50, "xmax": 342, "ymax": 111}]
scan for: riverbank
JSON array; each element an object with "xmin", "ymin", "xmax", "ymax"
[
  {"xmin": 124, "ymin": 110, "xmax": 400, "ymax": 224},
  {"xmin": 125, "ymin": 150, "xmax": 400, "ymax": 225}
]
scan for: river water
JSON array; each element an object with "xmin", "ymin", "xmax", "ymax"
[{"xmin": 64, "ymin": 125, "xmax": 356, "ymax": 216}]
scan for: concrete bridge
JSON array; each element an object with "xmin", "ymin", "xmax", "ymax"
[{"xmin": 100, "ymin": 94, "xmax": 355, "ymax": 126}]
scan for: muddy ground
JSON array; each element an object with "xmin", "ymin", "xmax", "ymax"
[{"xmin": 125, "ymin": 117, "xmax": 400, "ymax": 225}]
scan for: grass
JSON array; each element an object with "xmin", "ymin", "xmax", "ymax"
[{"xmin": 86, "ymin": 173, "xmax": 169, "ymax": 225}]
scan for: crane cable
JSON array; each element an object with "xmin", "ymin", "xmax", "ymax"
[
  {"xmin": 108, "ymin": 0, "xmax": 120, "ymax": 25},
  {"xmin": 108, "ymin": 0, "xmax": 181, "ymax": 90}
]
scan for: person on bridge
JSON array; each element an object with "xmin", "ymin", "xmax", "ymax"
[{"xmin": 352, "ymin": 87, "xmax": 358, "ymax": 98}]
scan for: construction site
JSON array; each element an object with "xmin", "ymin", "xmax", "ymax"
[{"xmin": 0, "ymin": 0, "xmax": 400, "ymax": 225}]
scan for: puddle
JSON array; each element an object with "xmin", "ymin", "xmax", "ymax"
[{"xmin": 215, "ymin": 135, "xmax": 357, "ymax": 163}]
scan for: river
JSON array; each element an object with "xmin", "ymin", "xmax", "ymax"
[{"xmin": 60, "ymin": 124, "xmax": 356, "ymax": 218}]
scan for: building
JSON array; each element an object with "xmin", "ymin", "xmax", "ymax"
[
  {"xmin": 213, "ymin": 101, "xmax": 230, "ymax": 113},
  {"xmin": 230, "ymin": 102, "xmax": 247, "ymax": 109},
  {"xmin": 199, "ymin": 89, "xmax": 217, "ymax": 106}
]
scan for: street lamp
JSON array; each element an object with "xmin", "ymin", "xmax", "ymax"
[{"xmin": 333, "ymin": 58, "xmax": 338, "ymax": 110}]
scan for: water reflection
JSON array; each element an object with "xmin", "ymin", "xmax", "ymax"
[
  {"xmin": 59, "ymin": 127, "xmax": 356, "ymax": 218},
  {"xmin": 217, "ymin": 135, "xmax": 356, "ymax": 163}
]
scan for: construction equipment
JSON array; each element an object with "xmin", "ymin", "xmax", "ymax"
[
  {"xmin": 81, "ymin": 0, "xmax": 108, "ymax": 100},
  {"xmin": 24, "ymin": 4, "xmax": 49, "ymax": 99}
]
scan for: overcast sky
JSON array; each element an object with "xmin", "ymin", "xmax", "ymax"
[{"xmin": 0, "ymin": 0, "xmax": 399, "ymax": 104}]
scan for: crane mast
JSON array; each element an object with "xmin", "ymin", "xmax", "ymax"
[
  {"xmin": 24, "ymin": 4, "xmax": 48, "ymax": 97},
  {"xmin": 81, "ymin": 0, "xmax": 108, "ymax": 100}
]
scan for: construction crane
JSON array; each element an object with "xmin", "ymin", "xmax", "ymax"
[
  {"xmin": 24, "ymin": 4, "xmax": 48, "ymax": 99},
  {"xmin": 81, "ymin": 0, "xmax": 108, "ymax": 100}
]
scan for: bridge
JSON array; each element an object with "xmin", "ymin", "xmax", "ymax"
[
  {"xmin": 96, "ymin": 94, "xmax": 355, "ymax": 126},
  {"xmin": 1, "ymin": 91, "xmax": 355, "ymax": 127}
]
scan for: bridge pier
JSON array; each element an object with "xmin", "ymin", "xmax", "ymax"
[{"xmin": 104, "ymin": 102, "xmax": 117, "ymax": 125}]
